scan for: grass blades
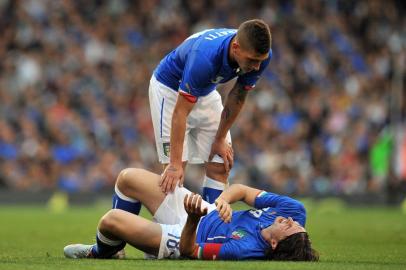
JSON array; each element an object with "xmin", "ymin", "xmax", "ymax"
[{"xmin": 1, "ymin": 200, "xmax": 405, "ymax": 270}]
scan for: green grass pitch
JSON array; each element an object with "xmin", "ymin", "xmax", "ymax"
[{"xmin": 1, "ymin": 199, "xmax": 406, "ymax": 270}]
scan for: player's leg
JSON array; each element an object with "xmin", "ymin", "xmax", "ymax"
[
  {"xmin": 113, "ymin": 164, "xmax": 198, "ymax": 216},
  {"xmin": 148, "ymin": 75, "xmax": 191, "ymax": 191},
  {"xmin": 188, "ymin": 131, "xmax": 230, "ymax": 203},
  {"xmin": 65, "ymin": 170, "xmax": 162, "ymax": 260},
  {"xmin": 97, "ymin": 209, "xmax": 162, "ymax": 256},
  {"xmin": 190, "ymin": 90, "xmax": 231, "ymax": 203},
  {"xmin": 203, "ymin": 161, "xmax": 230, "ymax": 202},
  {"xmin": 113, "ymin": 168, "xmax": 165, "ymax": 214},
  {"xmin": 66, "ymin": 167, "xmax": 162, "ymax": 259},
  {"xmin": 148, "ymin": 75, "xmax": 180, "ymax": 167},
  {"xmin": 111, "ymin": 169, "xmax": 142, "ymax": 216},
  {"xmin": 108, "ymin": 74, "xmax": 168, "ymax": 216},
  {"xmin": 91, "ymin": 165, "xmax": 165, "ymax": 259},
  {"xmin": 64, "ymin": 177, "xmax": 216, "ymax": 259},
  {"xmin": 64, "ymin": 170, "xmax": 209, "ymax": 260},
  {"xmin": 64, "ymin": 209, "xmax": 162, "ymax": 258},
  {"xmin": 109, "ymin": 185, "xmax": 220, "ymax": 259},
  {"xmin": 65, "ymin": 182, "xmax": 216, "ymax": 259},
  {"xmin": 110, "ymin": 75, "xmax": 173, "ymax": 216},
  {"xmin": 112, "ymin": 76, "xmax": 189, "ymax": 216}
]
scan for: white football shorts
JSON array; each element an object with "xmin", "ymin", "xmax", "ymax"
[
  {"xmin": 151, "ymin": 186, "xmax": 216, "ymax": 259},
  {"xmin": 149, "ymin": 75, "xmax": 231, "ymax": 164}
]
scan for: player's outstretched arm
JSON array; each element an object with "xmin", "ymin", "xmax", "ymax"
[
  {"xmin": 179, "ymin": 193, "xmax": 208, "ymax": 258},
  {"xmin": 215, "ymin": 83, "xmax": 248, "ymax": 140},
  {"xmin": 209, "ymin": 83, "xmax": 248, "ymax": 171},
  {"xmin": 216, "ymin": 184, "xmax": 261, "ymax": 208},
  {"xmin": 160, "ymin": 94, "xmax": 195, "ymax": 193}
]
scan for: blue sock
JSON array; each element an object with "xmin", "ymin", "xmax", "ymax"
[
  {"xmin": 112, "ymin": 184, "xmax": 141, "ymax": 215},
  {"xmin": 91, "ymin": 230, "xmax": 126, "ymax": 258},
  {"xmin": 202, "ymin": 176, "xmax": 227, "ymax": 203},
  {"xmin": 202, "ymin": 187, "xmax": 222, "ymax": 203}
]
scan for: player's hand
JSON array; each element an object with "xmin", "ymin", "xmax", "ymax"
[
  {"xmin": 208, "ymin": 139, "xmax": 234, "ymax": 172},
  {"xmin": 160, "ymin": 163, "xmax": 184, "ymax": 194},
  {"xmin": 215, "ymin": 197, "xmax": 232, "ymax": 223},
  {"xmin": 184, "ymin": 193, "xmax": 208, "ymax": 221}
]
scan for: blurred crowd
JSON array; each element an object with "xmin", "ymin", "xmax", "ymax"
[{"xmin": 0, "ymin": 0, "xmax": 405, "ymax": 195}]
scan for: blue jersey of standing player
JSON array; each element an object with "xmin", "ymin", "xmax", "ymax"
[
  {"xmin": 153, "ymin": 28, "xmax": 272, "ymax": 103},
  {"xmin": 195, "ymin": 191, "xmax": 306, "ymax": 260}
]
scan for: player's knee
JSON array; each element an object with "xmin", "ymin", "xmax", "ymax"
[
  {"xmin": 206, "ymin": 163, "xmax": 229, "ymax": 183},
  {"xmin": 99, "ymin": 209, "xmax": 121, "ymax": 232},
  {"xmin": 116, "ymin": 168, "xmax": 130, "ymax": 188},
  {"xmin": 116, "ymin": 168, "xmax": 142, "ymax": 193}
]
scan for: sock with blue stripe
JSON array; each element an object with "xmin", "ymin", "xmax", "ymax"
[
  {"xmin": 202, "ymin": 176, "xmax": 227, "ymax": 203},
  {"xmin": 112, "ymin": 184, "xmax": 141, "ymax": 215},
  {"xmin": 91, "ymin": 230, "xmax": 126, "ymax": 258}
]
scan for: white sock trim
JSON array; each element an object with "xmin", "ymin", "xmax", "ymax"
[
  {"xmin": 115, "ymin": 184, "xmax": 139, "ymax": 203},
  {"xmin": 202, "ymin": 176, "xmax": 227, "ymax": 190},
  {"xmin": 97, "ymin": 230, "xmax": 124, "ymax": 246}
]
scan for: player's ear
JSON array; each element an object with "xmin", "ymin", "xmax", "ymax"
[
  {"xmin": 270, "ymin": 238, "xmax": 278, "ymax": 250},
  {"xmin": 231, "ymin": 40, "xmax": 240, "ymax": 51}
]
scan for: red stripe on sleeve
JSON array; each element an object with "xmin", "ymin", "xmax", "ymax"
[
  {"xmin": 179, "ymin": 91, "xmax": 198, "ymax": 103},
  {"xmin": 202, "ymin": 243, "xmax": 222, "ymax": 260}
]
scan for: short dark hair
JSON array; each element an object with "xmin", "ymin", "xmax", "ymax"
[
  {"xmin": 265, "ymin": 232, "xmax": 319, "ymax": 261},
  {"xmin": 236, "ymin": 19, "xmax": 271, "ymax": 55}
]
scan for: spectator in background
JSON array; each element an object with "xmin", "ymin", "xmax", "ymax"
[{"xmin": 0, "ymin": 0, "xmax": 404, "ymax": 196}]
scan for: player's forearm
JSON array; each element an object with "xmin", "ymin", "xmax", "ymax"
[
  {"xmin": 215, "ymin": 84, "xmax": 247, "ymax": 140},
  {"xmin": 179, "ymin": 217, "xmax": 200, "ymax": 258},
  {"xmin": 170, "ymin": 109, "xmax": 188, "ymax": 165},
  {"xmin": 218, "ymin": 184, "xmax": 258, "ymax": 207}
]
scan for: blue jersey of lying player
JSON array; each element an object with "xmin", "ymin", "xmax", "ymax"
[
  {"xmin": 153, "ymin": 28, "xmax": 272, "ymax": 103},
  {"xmin": 195, "ymin": 191, "xmax": 306, "ymax": 260}
]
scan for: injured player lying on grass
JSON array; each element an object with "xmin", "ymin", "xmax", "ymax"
[{"xmin": 64, "ymin": 168, "xmax": 319, "ymax": 261}]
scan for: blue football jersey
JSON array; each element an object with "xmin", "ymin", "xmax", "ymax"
[
  {"xmin": 153, "ymin": 28, "xmax": 272, "ymax": 101},
  {"xmin": 195, "ymin": 192, "xmax": 306, "ymax": 260}
]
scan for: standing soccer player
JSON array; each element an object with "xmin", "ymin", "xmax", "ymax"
[{"xmin": 149, "ymin": 19, "xmax": 272, "ymax": 202}]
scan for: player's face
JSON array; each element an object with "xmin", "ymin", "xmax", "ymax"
[
  {"xmin": 271, "ymin": 216, "xmax": 306, "ymax": 241},
  {"xmin": 233, "ymin": 43, "xmax": 269, "ymax": 73}
]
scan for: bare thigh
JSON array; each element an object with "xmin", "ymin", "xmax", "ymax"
[
  {"xmin": 116, "ymin": 168, "xmax": 166, "ymax": 215},
  {"xmin": 116, "ymin": 164, "xmax": 187, "ymax": 215},
  {"xmin": 99, "ymin": 209, "xmax": 162, "ymax": 256},
  {"xmin": 204, "ymin": 162, "xmax": 229, "ymax": 183}
]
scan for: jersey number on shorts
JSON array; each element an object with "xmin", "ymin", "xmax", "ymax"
[{"xmin": 166, "ymin": 233, "xmax": 180, "ymax": 250}]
